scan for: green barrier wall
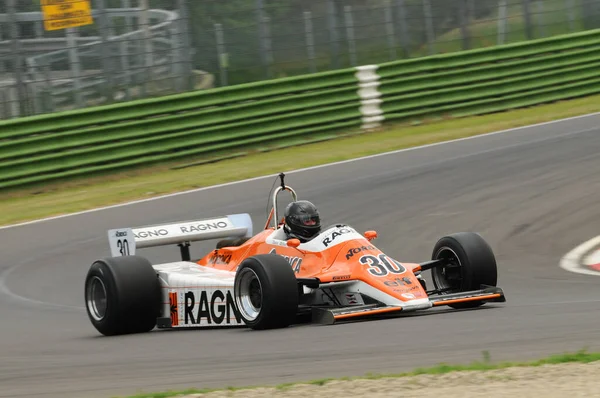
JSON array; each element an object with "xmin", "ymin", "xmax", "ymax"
[
  {"xmin": 1, "ymin": 29, "xmax": 600, "ymax": 190},
  {"xmin": 376, "ymin": 29, "xmax": 600, "ymax": 121},
  {"xmin": 0, "ymin": 69, "xmax": 362, "ymax": 189}
]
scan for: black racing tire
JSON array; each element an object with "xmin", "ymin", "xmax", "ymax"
[
  {"xmin": 233, "ymin": 254, "xmax": 299, "ymax": 330},
  {"xmin": 84, "ymin": 255, "xmax": 161, "ymax": 336},
  {"xmin": 430, "ymin": 232, "xmax": 498, "ymax": 309}
]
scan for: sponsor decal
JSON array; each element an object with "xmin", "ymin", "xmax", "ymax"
[
  {"xmin": 133, "ymin": 218, "xmax": 232, "ymax": 240},
  {"xmin": 180, "ymin": 221, "xmax": 229, "ymax": 233},
  {"xmin": 115, "ymin": 230, "xmax": 128, "ymax": 237},
  {"xmin": 322, "ymin": 227, "xmax": 352, "ymax": 247},
  {"xmin": 401, "ymin": 293, "xmax": 416, "ymax": 299},
  {"xmin": 345, "ymin": 245, "xmax": 375, "ymax": 260},
  {"xmin": 209, "ymin": 252, "xmax": 232, "ymax": 265},
  {"xmin": 169, "ymin": 292, "xmax": 179, "ymax": 326},
  {"xmin": 332, "ymin": 275, "xmax": 352, "ymax": 280},
  {"xmin": 134, "ymin": 228, "xmax": 169, "ymax": 239},
  {"xmin": 393, "ymin": 284, "xmax": 419, "ymax": 293},
  {"xmin": 384, "ymin": 276, "xmax": 413, "ymax": 287},
  {"xmin": 184, "ymin": 290, "xmax": 242, "ymax": 325},
  {"xmin": 269, "ymin": 248, "xmax": 302, "ymax": 273}
]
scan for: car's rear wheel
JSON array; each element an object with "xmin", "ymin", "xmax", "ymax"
[
  {"xmin": 84, "ymin": 255, "xmax": 161, "ymax": 336},
  {"xmin": 234, "ymin": 254, "xmax": 299, "ymax": 330},
  {"xmin": 430, "ymin": 232, "xmax": 498, "ymax": 309}
]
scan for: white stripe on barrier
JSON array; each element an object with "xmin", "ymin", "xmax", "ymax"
[{"xmin": 355, "ymin": 65, "xmax": 384, "ymax": 130}]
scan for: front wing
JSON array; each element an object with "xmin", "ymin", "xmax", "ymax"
[{"xmin": 311, "ymin": 286, "xmax": 506, "ymax": 325}]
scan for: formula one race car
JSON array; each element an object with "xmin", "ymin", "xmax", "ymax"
[{"xmin": 84, "ymin": 174, "xmax": 506, "ymax": 336}]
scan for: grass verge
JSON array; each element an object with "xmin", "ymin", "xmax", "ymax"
[
  {"xmin": 1, "ymin": 94, "xmax": 599, "ymax": 227},
  {"xmin": 117, "ymin": 349, "xmax": 600, "ymax": 398}
]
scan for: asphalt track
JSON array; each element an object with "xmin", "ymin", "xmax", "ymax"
[{"xmin": 1, "ymin": 114, "xmax": 600, "ymax": 398}]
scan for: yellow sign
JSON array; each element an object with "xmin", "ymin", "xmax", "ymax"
[{"xmin": 41, "ymin": 0, "xmax": 94, "ymax": 31}]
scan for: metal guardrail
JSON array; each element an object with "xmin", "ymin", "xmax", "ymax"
[{"xmin": 0, "ymin": 8, "xmax": 194, "ymax": 119}]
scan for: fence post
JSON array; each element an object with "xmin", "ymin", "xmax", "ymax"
[
  {"xmin": 344, "ymin": 6, "xmax": 357, "ymax": 66},
  {"xmin": 177, "ymin": 0, "xmax": 194, "ymax": 91},
  {"xmin": 536, "ymin": 0, "xmax": 545, "ymax": 38},
  {"xmin": 384, "ymin": 0, "xmax": 397, "ymax": 61},
  {"xmin": 256, "ymin": 0, "xmax": 271, "ymax": 79},
  {"xmin": 139, "ymin": 0, "xmax": 153, "ymax": 96},
  {"xmin": 97, "ymin": 0, "xmax": 115, "ymax": 103},
  {"xmin": 0, "ymin": 23, "xmax": 4, "ymax": 74},
  {"xmin": 7, "ymin": 0, "xmax": 28, "ymax": 117},
  {"xmin": 459, "ymin": 0, "xmax": 470, "ymax": 50},
  {"xmin": 566, "ymin": 0, "xmax": 575, "ymax": 32},
  {"xmin": 304, "ymin": 11, "xmax": 317, "ymax": 73},
  {"xmin": 66, "ymin": 28, "xmax": 84, "ymax": 108},
  {"xmin": 122, "ymin": 0, "xmax": 134, "ymax": 31},
  {"xmin": 522, "ymin": 0, "xmax": 534, "ymax": 40},
  {"xmin": 498, "ymin": 0, "xmax": 508, "ymax": 45},
  {"xmin": 215, "ymin": 23, "xmax": 228, "ymax": 86},
  {"xmin": 423, "ymin": 0, "xmax": 435, "ymax": 55},
  {"xmin": 395, "ymin": 0, "xmax": 409, "ymax": 58},
  {"xmin": 327, "ymin": 0, "xmax": 339, "ymax": 69}
]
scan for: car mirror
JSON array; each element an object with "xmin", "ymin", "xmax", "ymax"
[
  {"xmin": 364, "ymin": 230, "xmax": 378, "ymax": 241},
  {"xmin": 287, "ymin": 238, "xmax": 301, "ymax": 248}
]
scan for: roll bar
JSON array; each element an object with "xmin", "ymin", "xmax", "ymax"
[{"xmin": 266, "ymin": 173, "xmax": 298, "ymax": 229}]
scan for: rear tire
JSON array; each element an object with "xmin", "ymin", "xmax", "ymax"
[
  {"xmin": 430, "ymin": 232, "xmax": 498, "ymax": 309},
  {"xmin": 234, "ymin": 254, "xmax": 299, "ymax": 330},
  {"xmin": 84, "ymin": 255, "xmax": 161, "ymax": 336}
]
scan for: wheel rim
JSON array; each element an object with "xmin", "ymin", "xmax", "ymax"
[
  {"xmin": 235, "ymin": 268, "xmax": 263, "ymax": 321},
  {"xmin": 432, "ymin": 246, "xmax": 463, "ymax": 293},
  {"xmin": 86, "ymin": 276, "xmax": 108, "ymax": 321}
]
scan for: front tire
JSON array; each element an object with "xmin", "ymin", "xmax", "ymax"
[
  {"xmin": 430, "ymin": 232, "xmax": 498, "ymax": 309},
  {"xmin": 234, "ymin": 254, "xmax": 299, "ymax": 330},
  {"xmin": 84, "ymin": 255, "xmax": 161, "ymax": 336}
]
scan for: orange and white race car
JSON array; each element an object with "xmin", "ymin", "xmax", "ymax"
[{"xmin": 84, "ymin": 174, "xmax": 506, "ymax": 336}]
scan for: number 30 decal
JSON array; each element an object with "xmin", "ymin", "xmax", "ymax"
[
  {"xmin": 359, "ymin": 254, "xmax": 406, "ymax": 276},
  {"xmin": 117, "ymin": 239, "xmax": 130, "ymax": 256}
]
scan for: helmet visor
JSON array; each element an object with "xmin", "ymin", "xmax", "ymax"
[{"xmin": 298, "ymin": 214, "xmax": 319, "ymax": 226}]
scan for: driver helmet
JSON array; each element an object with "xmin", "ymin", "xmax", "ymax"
[{"xmin": 283, "ymin": 200, "xmax": 321, "ymax": 242}]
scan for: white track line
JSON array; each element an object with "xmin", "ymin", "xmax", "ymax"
[
  {"xmin": 559, "ymin": 236, "xmax": 600, "ymax": 276},
  {"xmin": 0, "ymin": 238, "xmax": 97, "ymax": 311},
  {"xmin": 583, "ymin": 250, "xmax": 600, "ymax": 267},
  {"xmin": 1, "ymin": 111, "xmax": 599, "ymax": 232}
]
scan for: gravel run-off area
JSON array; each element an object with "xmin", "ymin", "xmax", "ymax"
[{"xmin": 173, "ymin": 362, "xmax": 600, "ymax": 398}]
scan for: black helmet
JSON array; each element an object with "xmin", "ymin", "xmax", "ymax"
[{"xmin": 283, "ymin": 200, "xmax": 321, "ymax": 241}]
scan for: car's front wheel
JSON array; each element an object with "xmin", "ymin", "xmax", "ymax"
[
  {"xmin": 430, "ymin": 232, "xmax": 498, "ymax": 309},
  {"xmin": 233, "ymin": 254, "xmax": 299, "ymax": 330}
]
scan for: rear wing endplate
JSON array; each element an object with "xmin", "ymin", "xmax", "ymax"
[{"xmin": 107, "ymin": 213, "xmax": 253, "ymax": 257}]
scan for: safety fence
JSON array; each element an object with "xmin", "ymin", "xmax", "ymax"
[
  {"xmin": 0, "ymin": 28, "xmax": 599, "ymax": 190},
  {"xmin": 0, "ymin": 7, "xmax": 196, "ymax": 119}
]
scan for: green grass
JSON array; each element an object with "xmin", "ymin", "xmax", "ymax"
[
  {"xmin": 117, "ymin": 349, "xmax": 600, "ymax": 398},
  {"xmin": 1, "ymin": 93, "xmax": 599, "ymax": 227}
]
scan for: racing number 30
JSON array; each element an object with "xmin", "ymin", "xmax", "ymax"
[
  {"xmin": 117, "ymin": 239, "xmax": 130, "ymax": 256},
  {"xmin": 359, "ymin": 254, "xmax": 406, "ymax": 276}
]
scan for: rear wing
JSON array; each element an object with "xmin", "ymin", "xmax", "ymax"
[{"xmin": 107, "ymin": 213, "xmax": 253, "ymax": 258}]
